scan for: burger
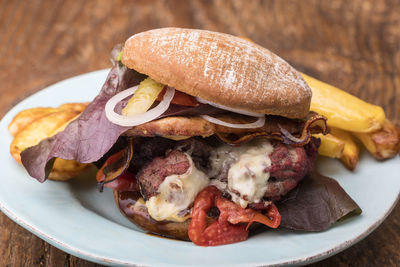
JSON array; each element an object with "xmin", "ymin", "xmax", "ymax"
[{"xmin": 21, "ymin": 28, "xmax": 360, "ymax": 246}]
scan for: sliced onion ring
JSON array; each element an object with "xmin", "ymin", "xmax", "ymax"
[
  {"xmin": 201, "ymin": 114, "xmax": 265, "ymax": 129},
  {"xmin": 105, "ymin": 86, "xmax": 175, "ymax": 127},
  {"xmin": 195, "ymin": 97, "xmax": 265, "ymax": 117}
]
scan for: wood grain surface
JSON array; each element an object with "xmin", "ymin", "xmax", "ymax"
[{"xmin": 0, "ymin": 0, "xmax": 399, "ymax": 266}]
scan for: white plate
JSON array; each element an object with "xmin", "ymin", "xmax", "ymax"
[{"xmin": 0, "ymin": 69, "xmax": 399, "ymax": 266}]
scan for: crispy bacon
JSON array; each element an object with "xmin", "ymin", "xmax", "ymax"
[
  {"xmin": 279, "ymin": 112, "xmax": 328, "ymax": 146},
  {"xmin": 216, "ymin": 112, "xmax": 328, "ymax": 146},
  {"xmin": 188, "ymin": 186, "xmax": 281, "ymax": 246},
  {"xmin": 124, "ymin": 112, "xmax": 328, "ymax": 147},
  {"xmin": 188, "ymin": 186, "xmax": 248, "ymax": 246},
  {"xmin": 216, "ymin": 197, "xmax": 281, "ymax": 229}
]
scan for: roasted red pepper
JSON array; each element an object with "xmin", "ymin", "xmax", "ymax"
[
  {"xmin": 98, "ymin": 171, "xmax": 139, "ymax": 192},
  {"xmin": 96, "ymin": 150, "xmax": 124, "ymax": 182},
  {"xmin": 246, "ymin": 203, "xmax": 281, "ymax": 230},
  {"xmin": 188, "ymin": 186, "xmax": 281, "ymax": 246},
  {"xmin": 96, "ymin": 150, "xmax": 139, "ymax": 192},
  {"xmin": 157, "ymin": 86, "xmax": 199, "ymax": 107}
]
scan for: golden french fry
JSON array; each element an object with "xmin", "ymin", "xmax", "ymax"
[
  {"xmin": 302, "ymin": 73, "xmax": 386, "ymax": 133},
  {"xmin": 314, "ymin": 133, "xmax": 345, "ymax": 158},
  {"xmin": 8, "ymin": 107, "xmax": 59, "ymax": 136},
  {"xmin": 10, "ymin": 110, "xmax": 80, "ymax": 164},
  {"xmin": 8, "ymin": 102, "xmax": 88, "ymax": 137},
  {"xmin": 353, "ymin": 120, "xmax": 400, "ymax": 160},
  {"xmin": 330, "ymin": 128, "xmax": 359, "ymax": 171},
  {"xmin": 58, "ymin": 102, "xmax": 88, "ymax": 113},
  {"xmin": 10, "ymin": 109, "xmax": 88, "ymax": 181},
  {"xmin": 48, "ymin": 158, "xmax": 89, "ymax": 181},
  {"xmin": 9, "ymin": 103, "xmax": 91, "ymax": 181}
]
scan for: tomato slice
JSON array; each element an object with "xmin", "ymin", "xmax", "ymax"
[
  {"xmin": 188, "ymin": 186, "xmax": 281, "ymax": 246},
  {"xmin": 157, "ymin": 86, "xmax": 199, "ymax": 107}
]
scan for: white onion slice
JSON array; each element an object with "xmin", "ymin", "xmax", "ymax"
[
  {"xmin": 201, "ymin": 115, "xmax": 265, "ymax": 129},
  {"xmin": 105, "ymin": 86, "xmax": 175, "ymax": 127},
  {"xmin": 195, "ymin": 97, "xmax": 265, "ymax": 117}
]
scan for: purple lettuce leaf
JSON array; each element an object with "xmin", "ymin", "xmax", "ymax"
[
  {"xmin": 21, "ymin": 45, "xmax": 146, "ymax": 182},
  {"xmin": 277, "ymin": 172, "xmax": 362, "ymax": 231}
]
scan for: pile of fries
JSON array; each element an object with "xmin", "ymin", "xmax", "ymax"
[
  {"xmin": 8, "ymin": 75, "xmax": 400, "ymax": 181},
  {"xmin": 9, "ymin": 103, "xmax": 89, "ymax": 180},
  {"xmin": 303, "ymin": 74, "xmax": 400, "ymax": 170}
]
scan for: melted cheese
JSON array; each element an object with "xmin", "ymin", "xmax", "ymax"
[
  {"xmin": 145, "ymin": 154, "xmax": 209, "ymax": 222},
  {"xmin": 210, "ymin": 139, "xmax": 274, "ymax": 208}
]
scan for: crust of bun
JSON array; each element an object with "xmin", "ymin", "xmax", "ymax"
[{"xmin": 122, "ymin": 28, "xmax": 311, "ymax": 119}]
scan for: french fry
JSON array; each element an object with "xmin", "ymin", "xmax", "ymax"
[
  {"xmin": 58, "ymin": 102, "xmax": 88, "ymax": 113},
  {"xmin": 302, "ymin": 73, "xmax": 386, "ymax": 133},
  {"xmin": 315, "ymin": 129, "xmax": 360, "ymax": 170},
  {"xmin": 49, "ymin": 158, "xmax": 89, "ymax": 181},
  {"xmin": 8, "ymin": 107, "xmax": 58, "ymax": 136},
  {"xmin": 8, "ymin": 102, "xmax": 88, "ymax": 137},
  {"xmin": 314, "ymin": 133, "xmax": 345, "ymax": 158},
  {"xmin": 10, "ymin": 110, "xmax": 80, "ymax": 163},
  {"xmin": 9, "ymin": 107, "xmax": 89, "ymax": 181},
  {"xmin": 330, "ymin": 128, "xmax": 359, "ymax": 171},
  {"xmin": 353, "ymin": 120, "xmax": 400, "ymax": 160}
]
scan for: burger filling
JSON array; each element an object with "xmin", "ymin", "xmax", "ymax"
[
  {"xmin": 129, "ymin": 137, "xmax": 318, "ymax": 222},
  {"xmin": 209, "ymin": 138, "xmax": 316, "ymax": 208},
  {"xmin": 142, "ymin": 151, "xmax": 209, "ymax": 222},
  {"xmin": 209, "ymin": 140, "xmax": 274, "ymax": 208}
]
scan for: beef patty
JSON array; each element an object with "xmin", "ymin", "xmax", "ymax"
[
  {"xmin": 264, "ymin": 138, "xmax": 319, "ymax": 198},
  {"xmin": 208, "ymin": 138, "xmax": 319, "ymax": 199},
  {"xmin": 135, "ymin": 137, "xmax": 319, "ymax": 202},
  {"xmin": 137, "ymin": 150, "xmax": 190, "ymax": 200}
]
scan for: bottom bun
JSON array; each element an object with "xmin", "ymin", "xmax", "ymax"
[
  {"xmin": 113, "ymin": 190, "xmax": 263, "ymax": 242},
  {"xmin": 113, "ymin": 190, "xmax": 191, "ymax": 240}
]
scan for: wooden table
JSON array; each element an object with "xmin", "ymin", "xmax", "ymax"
[{"xmin": 1, "ymin": 0, "xmax": 399, "ymax": 266}]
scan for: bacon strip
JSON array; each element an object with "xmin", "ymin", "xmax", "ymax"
[
  {"xmin": 188, "ymin": 186, "xmax": 281, "ymax": 246},
  {"xmin": 216, "ymin": 112, "xmax": 328, "ymax": 146}
]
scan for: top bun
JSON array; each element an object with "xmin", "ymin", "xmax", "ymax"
[{"xmin": 122, "ymin": 28, "xmax": 311, "ymax": 119}]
